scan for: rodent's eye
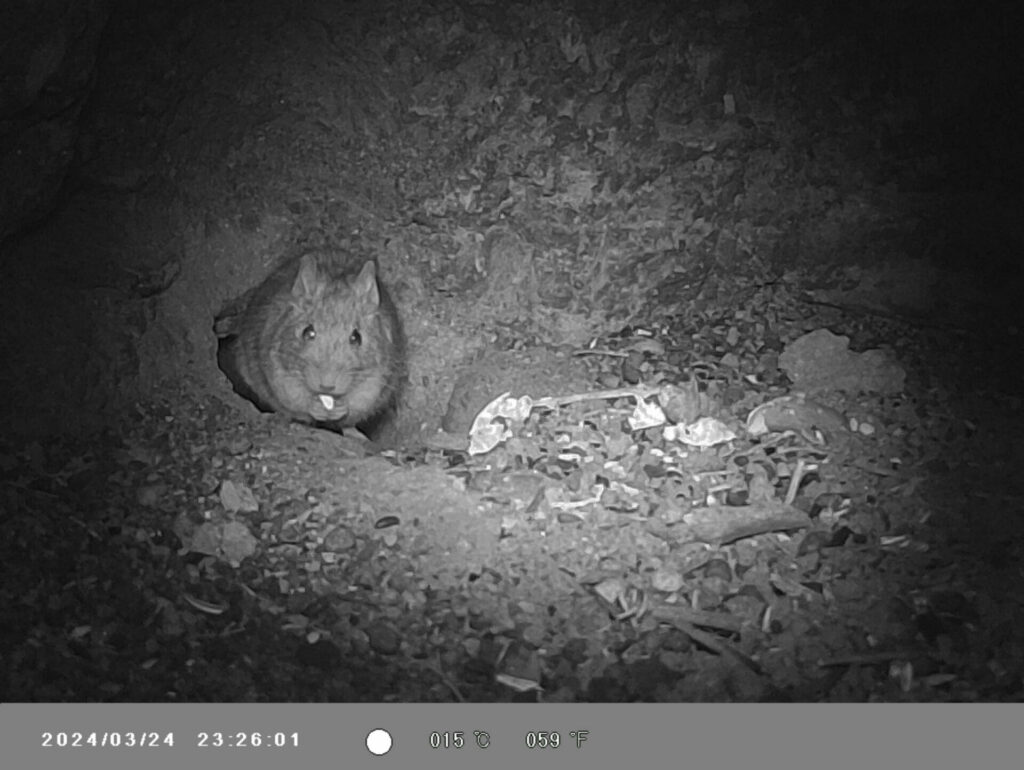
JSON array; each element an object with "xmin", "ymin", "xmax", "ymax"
[
  {"xmin": 349, "ymin": 329, "xmax": 362, "ymax": 346},
  {"xmin": 301, "ymin": 324, "xmax": 316, "ymax": 341}
]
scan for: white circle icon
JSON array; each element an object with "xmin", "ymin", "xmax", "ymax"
[{"xmin": 366, "ymin": 728, "xmax": 393, "ymax": 756}]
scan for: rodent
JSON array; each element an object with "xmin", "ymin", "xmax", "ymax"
[{"xmin": 215, "ymin": 250, "xmax": 405, "ymax": 434}]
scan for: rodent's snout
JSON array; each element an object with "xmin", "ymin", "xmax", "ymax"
[
  {"xmin": 305, "ymin": 367, "xmax": 357, "ymax": 416},
  {"xmin": 309, "ymin": 366, "xmax": 356, "ymax": 397}
]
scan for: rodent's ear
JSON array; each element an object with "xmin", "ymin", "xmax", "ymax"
[
  {"xmin": 352, "ymin": 261, "xmax": 381, "ymax": 307},
  {"xmin": 292, "ymin": 254, "xmax": 322, "ymax": 299}
]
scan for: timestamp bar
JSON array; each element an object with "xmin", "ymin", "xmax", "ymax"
[{"xmin": 2, "ymin": 702, "xmax": 1020, "ymax": 770}]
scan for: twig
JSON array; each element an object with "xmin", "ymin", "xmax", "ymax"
[
  {"xmin": 412, "ymin": 657, "xmax": 466, "ymax": 702},
  {"xmin": 818, "ymin": 651, "xmax": 917, "ymax": 667}
]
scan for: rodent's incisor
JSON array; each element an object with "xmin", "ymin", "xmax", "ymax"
[{"xmin": 216, "ymin": 250, "xmax": 404, "ymax": 430}]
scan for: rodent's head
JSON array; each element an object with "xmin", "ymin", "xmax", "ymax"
[{"xmin": 272, "ymin": 253, "xmax": 400, "ymax": 425}]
